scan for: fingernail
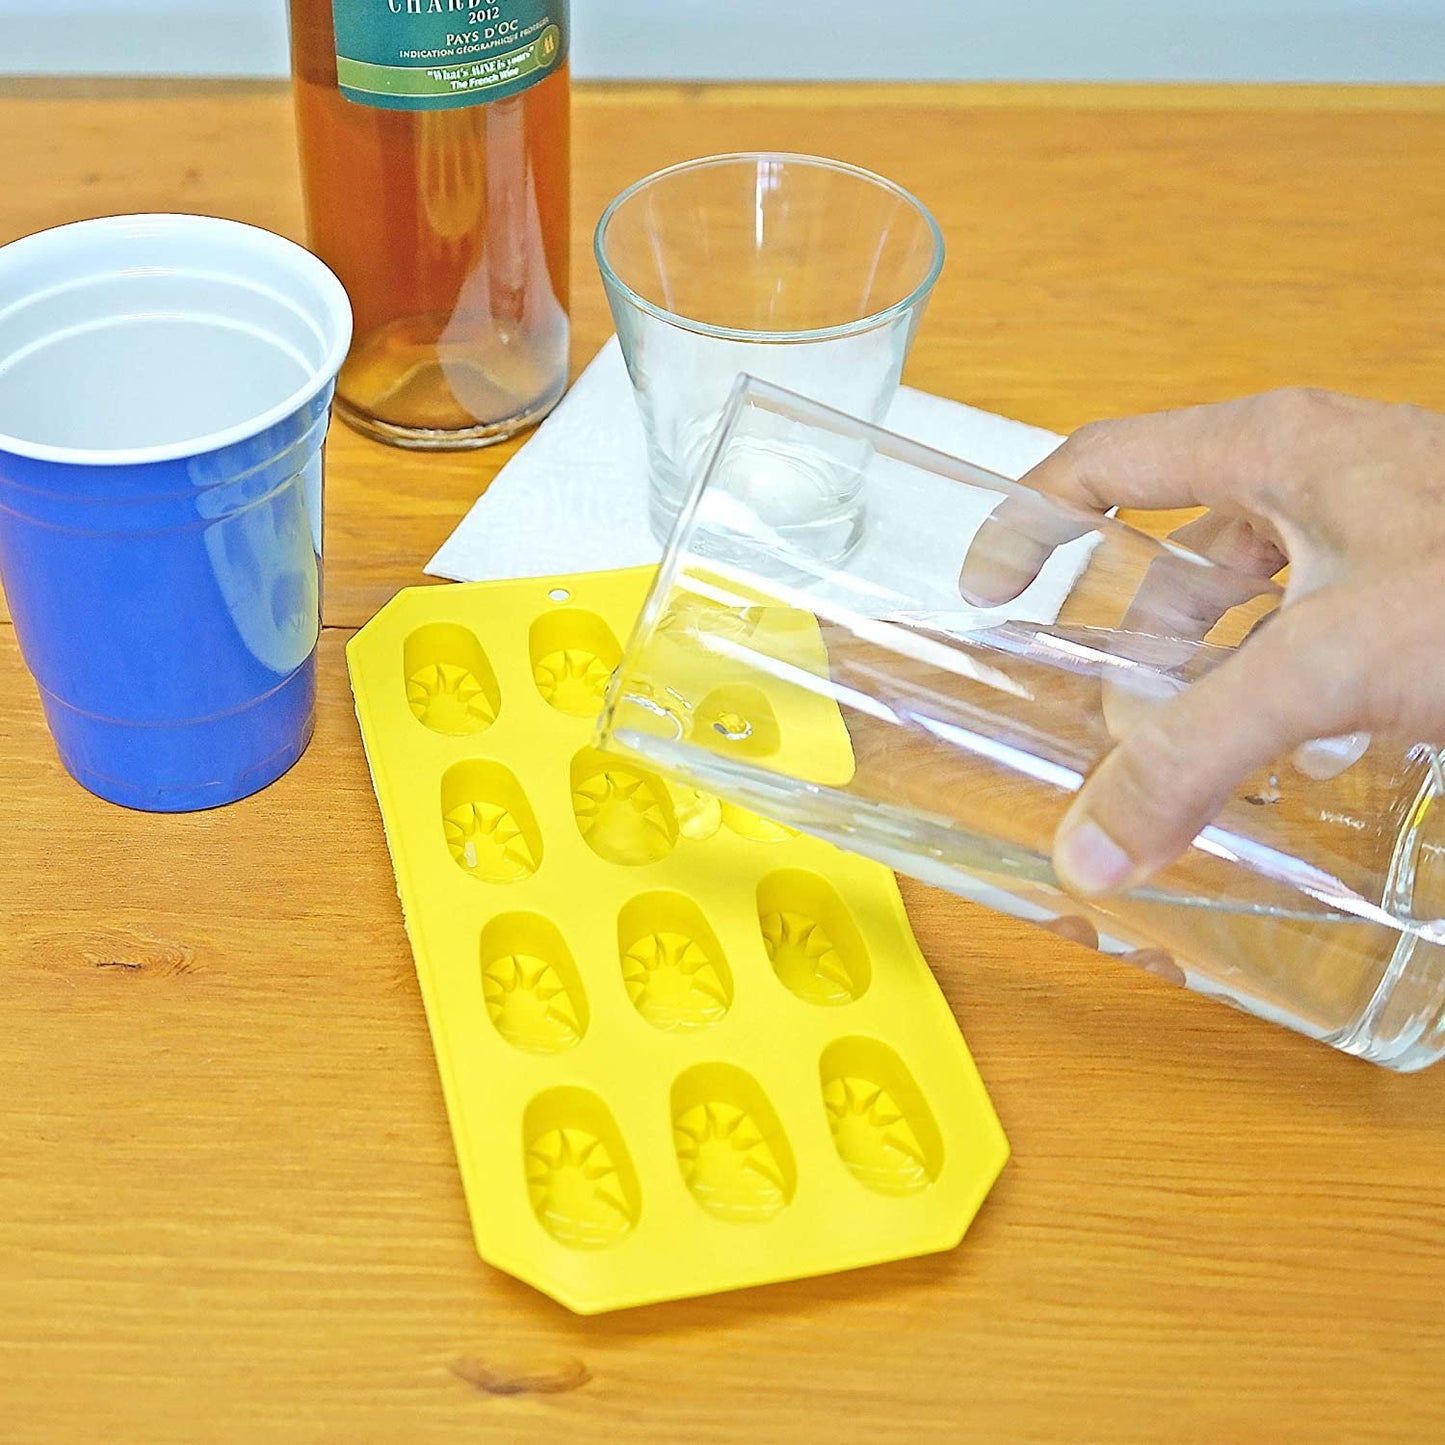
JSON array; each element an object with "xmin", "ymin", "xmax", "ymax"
[
  {"xmin": 1292, "ymin": 731, "xmax": 1370, "ymax": 781},
  {"xmin": 957, "ymin": 567, "xmax": 1013, "ymax": 609},
  {"xmin": 1055, "ymin": 818, "xmax": 1136, "ymax": 897}
]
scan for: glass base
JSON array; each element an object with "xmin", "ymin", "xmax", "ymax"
[
  {"xmin": 335, "ymin": 383, "xmax": 566, "ymax": 452},
  {"xmin": 1330, "ymin": 766, "xmax": 1445, "ymax": 1070},
  {"xmin": 647, "ymin": 442, "xmax": 869, "ymax": 561}
]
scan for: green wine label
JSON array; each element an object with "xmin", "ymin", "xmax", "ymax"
[{"xmin": 331, "ymin": 1, "xmax": 568, "ymax": 111}]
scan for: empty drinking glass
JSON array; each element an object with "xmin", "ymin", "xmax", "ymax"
[
  {"xmin": 598, "ymin": 378, "xmax": 1445, "ymax": 1071},
  {"xmin": 595, "ymin": 153, "xmax": 944, "ymax": 544}
]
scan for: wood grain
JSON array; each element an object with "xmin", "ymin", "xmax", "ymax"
[{"xmin": 1, "ymin": 81, "xmax": 1444, "ymax": 1442}]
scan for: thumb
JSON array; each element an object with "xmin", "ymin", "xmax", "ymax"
[{"xmin": 1052, "ymin": 596, "xmax": 1369, "ymax": 896}]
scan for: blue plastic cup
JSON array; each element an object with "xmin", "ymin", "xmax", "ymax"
[{"xmin": 0, "ymin": 214, "xmax": 352, "ymax": 811}]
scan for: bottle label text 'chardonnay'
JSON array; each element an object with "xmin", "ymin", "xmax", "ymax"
[{"xmin": 331, "ymin": 1, "xmax": 568, "ymax": 111}]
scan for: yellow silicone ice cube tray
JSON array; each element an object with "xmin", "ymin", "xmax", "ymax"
[{"xmin": 347, "ymin": 566, "xmax": 1008, "ymax": 1314}]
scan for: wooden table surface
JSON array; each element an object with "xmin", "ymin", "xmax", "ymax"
[{"xmin": 2, "ymin": 80, "xmax": 1444, "ymax": 1442}]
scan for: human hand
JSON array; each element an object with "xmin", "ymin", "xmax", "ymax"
[{"xmin": 962, "ymin": 388, "xmax": 1445, "ymax": 897}]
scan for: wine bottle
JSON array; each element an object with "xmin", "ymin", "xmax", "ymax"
[{"xmin": 288, "ymin": 0, "xmax": 570, "ymax": 449}]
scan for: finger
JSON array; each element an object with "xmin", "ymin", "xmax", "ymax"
[
  {"xmin": 959, "ymin": 489, "xmax": 1098, "ymax": 608},
  {"xmin": 1115, "ymin": 509, "xmax": 1284, "ymax": 648},
  {"xmin": 1098, "ymin": 512, "xmax": 1284, "ymax": 744},
  {"xmin": 1019, "ymin": 396, "xmax": 1285, "ymax": 517},
  {"xmin": 1118, "ymin": 549, "xmax": 1280, "ymax": 648},
  {"xmin": 1098, "ymin": 664, "xmax": 1369, "ymax": 780},
  {"xmin": 961, "ymin": 404, "xmax": 1292, "ymax": 611},
  {"xmin": 1104, "ymin": 534, "xmax": 1370, "ymax": 780},
  {"xmin": 1052, "ymin": 595, "xmax": 1373, "ymax": 896},
  {"xmin": 1166, "ymin": 510, "xmax": 1287, "ymax": 581},
  {"xmin": 1043, "ymin": 914, "xmax": 1100, "ymax": 951},
  {"xmin": 1196, "ymin": 531, "xmax": 1364, "ymax": 780},
  {"xmin": 1099, "ymin": 660, "xmax": 1190, "ymax": 745},
  {"xmin": 1122, "ymin": 948, "xmax": 1187, "ymax": 988}
]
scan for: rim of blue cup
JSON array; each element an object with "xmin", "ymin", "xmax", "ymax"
[
  {"xmin": 594, "ymin": 151, "xmax": 947, "ymax": 346},
  {"xmin": 0, "ymin": 213, "xmax": 353, "ymax": 468}
]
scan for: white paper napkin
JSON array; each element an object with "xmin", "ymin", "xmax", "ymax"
[{"xmin": 426, "ymin": 336, "xmax": 1068, "ymax": 584}]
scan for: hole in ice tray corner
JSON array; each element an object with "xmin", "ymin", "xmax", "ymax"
[
  {"xmin": 571, "ymin": 748, "xmax": 678, "ymax": 867},
  {"xmin": 524, "ymin": 1087, "xmax": 641, "ymax": 1250},
  {"xmin": 530, "ymin": 608, "xmax": 623, "ymax": 718},
  {"xmin": 820, "ymin": 1037, "xmax": 943, "ymax": 1197},
  {"xmin": 619, "ymin": 892, "xmax": 733, "ymax": 1032},
  {"xmin": 671, "ymin": 1063, "xmax": 797, "ymax": 1224},
  {"xmin": 481, "ymin": 914, "xmax": 589, "ymax": 1054},
  {"xmin": 441, "ymin": 760, "xmax": 543, "ymax": 884},
  {"xmin": 404, "ymin": 622, "xmax": 502, "ymax": 737},
  {"xmin": 757, "ymin": 870, "xmax": 871, "ymax": 1006}
]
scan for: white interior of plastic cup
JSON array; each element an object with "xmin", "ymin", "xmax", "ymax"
[{"xmin": 0, "ymin": 214, "xmax": 353, "ymax": 465}]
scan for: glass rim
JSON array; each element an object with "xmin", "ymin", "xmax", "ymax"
[{"xmin": 593, "ymin": 151, "xmax": 947, "ymax": 346}]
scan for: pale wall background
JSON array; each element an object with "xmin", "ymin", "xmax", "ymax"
[{"xmin": 1, "ymin": 0, "xmax": 1443, "ymax": 81}]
